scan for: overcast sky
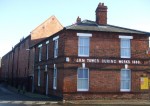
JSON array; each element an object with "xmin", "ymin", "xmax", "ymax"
[{"xmin": 0, "ymin": 0, "xmax": 150, "ymax": 57}]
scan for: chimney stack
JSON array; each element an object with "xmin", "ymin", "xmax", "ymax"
[
  {"xmin": 76, "ymin": 16, "xmax": 81, "ymax": 23},
  {"xmin": 95, "ymin": 3, "xmax": 107, "ymax": 25}
]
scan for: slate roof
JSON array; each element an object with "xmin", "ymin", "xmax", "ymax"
[
  {"xmin": 31, "ymin": 20, "xmax": 150, "ymax": 48},
  {"xmin": 66, "ymin": 20, "xmax": 150, "ymax": 35}
]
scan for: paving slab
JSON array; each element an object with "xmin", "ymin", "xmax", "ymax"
[{"xmin": 65, "ymin": 100, "xmax": 150, "ymax": 105}]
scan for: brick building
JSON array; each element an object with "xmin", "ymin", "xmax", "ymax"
[
  {"xmin": 0, "ymin": 57, "xmax": 1, "ymax": 81},
  {"xmin": 1, "ymin": 16, "xmax": 63, "ymax": 91},
  {"xmin": 33, "ymin": 3, "xmax": 150, "ymax": 100}
]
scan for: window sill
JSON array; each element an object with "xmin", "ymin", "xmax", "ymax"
[
  {"xmin": 121, "ymin": 56, "xmax": 131, "ymax": 59},
  {"xmin": 54, "ymin": 56, "xmax": 58, "ymax": 58},
  {"xmin": 53, "ymin": 87, "xmax": 57, "ymax": 90},
  {"xmin": 78, "ymin": 55, "xmax": 89, "ymax": 57},
  {"xmin": 77, "ymin": 89, "xmax": 89, "ymax": 92},
  {"xmin": 120, "ymin": 89, "xmax": 130, "ymax": 92}
]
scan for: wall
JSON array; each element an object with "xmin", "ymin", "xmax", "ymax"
[
  {"xmin": 34, "ymin": 31, "xmax": 65, "ymax": 96},
  {"xmin": 62, "ymin": 30, "xmax": 150, "ymax": 100},
  {"xmin": 31, "ymin": 16, "xmax": 63, "ymax": 46},
  {"xmin": 64, "ymin": 31, "xmax": 149, "ymax": 58},
  {"xmin": 1, "ymin": 15, "xmax": 63, "ymax": 92},
  {"xmin": 33, "ymin": 29, "xmax": 150, "ymax": 99}
]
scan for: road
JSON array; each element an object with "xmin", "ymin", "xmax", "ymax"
[
  {"xmin": 0, "ymin": 83, "xmax": 62, "ymax": 106},
  {"xmin": 2, "ymin": 83, "xmax": 148, "ymax": 106}
]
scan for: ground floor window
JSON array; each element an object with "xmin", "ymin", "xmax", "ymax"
[
  {"xmin": 120, "ymin": 69, "xmax": 131, "ymax": 92},
  {"xmin": 53, "ymin": 66, "xmax": 57, "ymax": 89},
  {"xmin": 77, "ymin": 68, "xmax": 89, "ymax": 91}
]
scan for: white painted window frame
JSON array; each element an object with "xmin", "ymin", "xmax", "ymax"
[
  {"xmin": 46, "ymin": 41, "xmax": 49, "ymax": 60},
  {"xmin": 120, "ymin": 69, "xmax": 131, "ymax": 92},
  {"xmin": 77, "ymin": 68, "xmax": 89, "ymax": 91},
  {"xmin": 77, "ymin": 33, "xmax": 92, "ymax": 57},
  {"xmin": 53, "ymin": 36, "xmax": 59, "ymax": 58},
  {"xmin": 38, "ymin": 44, "xmax": 42, "ymax": 62},
  {"xmin": 119, "ymin": 35, "xmax": 133, "ymax": 58},
  {"xmin": 53, "ymin": 64, "xmax": 57, "ymax": 90}
]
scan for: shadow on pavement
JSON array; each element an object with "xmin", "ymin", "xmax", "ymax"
[{"xmin": 0, "ymin": 82, "xmax": 61, "ymax": 102}]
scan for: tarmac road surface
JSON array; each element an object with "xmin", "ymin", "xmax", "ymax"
[{"xmin": 0, "ymin": 83, "xmax": 62, "ymax": 106}]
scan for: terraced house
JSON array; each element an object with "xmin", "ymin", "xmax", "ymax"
[
  {"xmin": 1, "ymin": 2, "xmax": 150, "ymax": 100},
  {"xmin": 1, "ymin": 16, "xmax": 63, "ymax": 92},
  {"xmin": 32, "ymin": 3, "xmax": 150, "ymax": 100}
]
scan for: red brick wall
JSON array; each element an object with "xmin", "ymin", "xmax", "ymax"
[
  {"xmin": 33, "ymin": 29, "xmax": 150, "ymax": 100},
  {"xmin": 34, "ymin": 31, "xmax": 66, "ymax": 96},
  {"xmin": 28, "ymin": 48, "xmax": 35, "ymax": 76},
  {"xmin": 18, "ymin": 38, "xmax": 30, "ymax": 78},
  {"xmin": 8, "ymin": 52, "xmax": 13, "ymax": 84},
  {"xmin": 64, "ymin": 31, "xmax": 149, "ymax": 58},
  {"xmin": 61, "ymin": 30, "xmax": 150, "ymax": 100},
  {"xmin": 63, "ymin": 93, "xmax": 149, "ymax": 100},
  {"xmin": 63, "ymin": 68, "xmax": 77, "ymax": 92},
  {"xmin": 13, "ymin": 46, "xmax": 19, "ymax": 81},
  {"xmin": 1, "ymin": 55, "xmax": 7, "ymax": 81},
  {"xmin": 1, "ymin": 15, "xmax": 63, "ymax": 91},
  {"xmin": 64, "ymin": 31, "xmax": 78, "ymax": 57},
  {"xmin": 62, "ymin": 67, "xmax": 149, "ymax": 100}
]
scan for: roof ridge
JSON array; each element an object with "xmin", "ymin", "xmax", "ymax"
[
  {"xmin": 82, "ymin": 19, "xmax": 95, "ymax": 22},
  {"xmin": 65, "ymin": 20, "xmax": 150, "ymax": 35}
]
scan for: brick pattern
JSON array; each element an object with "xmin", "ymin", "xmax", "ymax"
[
  {"xmin": 1, "ymin": 16, "xmax": 63, "ymax": 92},
  {"xmin": 96, "ymin": 3, "xmax": 107, "ymax": 25},
  {"xmin": 33, "ymin": 29, "xmax": 150, "ymax": 100},
  {"xmin": 1, "ymin": 3, "xmax": 149, "ymax": 100},
  {"xmin": 63, "ymin": 93, "xmax": 149, "ymax": 100},
  {"xmin": 31, "ymin": 16, "xmax": 63, "ymax": 46}
]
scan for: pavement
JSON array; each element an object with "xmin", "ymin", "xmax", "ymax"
[
  {"xmin": 7, "ymin": 85, "xmax": 54, "ymax": 101},
  {"xmin": 64, "ymin": 100, "xmax": 150, "ymax": 106},
  {"xmin": 1, "ymin": 83, "xmax": 150, "ymax": 105}
]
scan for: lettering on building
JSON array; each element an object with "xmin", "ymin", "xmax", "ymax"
[{"xmin": 73, "ymin": 58, "xmax": 144, "ymax": 65}]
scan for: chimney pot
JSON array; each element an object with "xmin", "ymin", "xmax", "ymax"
[{"xmin": 76, "ymin": 16, "xmax": 81, "ymax": 23}]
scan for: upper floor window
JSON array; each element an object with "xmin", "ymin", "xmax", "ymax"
[
  {"xmin": 38, "ymin": 44, "xmax": 42, "ymax": 61},
  {"xmin": 77, "ymin": 33, "xmax": 92, "ymax": 57},
  {"xmin": 46, "ymin": 41, "xmax": 49, "ymax": 60},
  {"xmin": 53, "ymin": 36, "xmax": 59, "ymax": 58},
  {"xmin": 119, "ymin": 36, "xmax": 133, "ymax": 58},
  {"xmin": 120, "ymin": 69, "xmax": 131, "ymax": 92}
]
